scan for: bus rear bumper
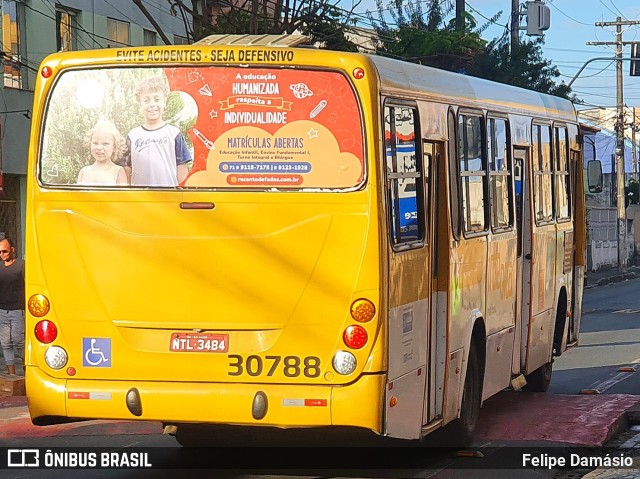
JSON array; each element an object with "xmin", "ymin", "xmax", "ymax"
[{"xmin": 26, "ymin": 367, "xmax": 384, "ymax": 432}]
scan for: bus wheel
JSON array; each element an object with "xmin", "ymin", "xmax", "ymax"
[
  {"xmin": 523, "ymin": 361, "xmax": 553, "ymax": 392},
  {"xmin": 444, "ymin": 340, "xmax": 482, "ymax": 446}
]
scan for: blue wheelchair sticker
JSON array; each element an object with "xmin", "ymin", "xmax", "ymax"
[{"xmin": 82, "ymin": 338, "xmax": 111, "ymax": 367}]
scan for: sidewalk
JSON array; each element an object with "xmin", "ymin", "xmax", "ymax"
[
  {"xmin": 562, "ymin": 266, "xmax": 640, "ymax": 479},
  {"xmin": 585, "ymin": 264, "xmax": 640, "ymax": 288},
  {"xmin": 555, "ymin": 403, "xmax": 640, "ymax": 479}
]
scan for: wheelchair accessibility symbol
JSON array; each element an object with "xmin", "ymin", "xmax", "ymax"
[{"xmin": 82, "ymin": 338, "xmax": 111, "ymax": 367}]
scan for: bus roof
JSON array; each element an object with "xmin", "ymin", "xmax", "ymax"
[
  {"xmin": 194, "ymin": 34, "xmax": 311, "ymax": 48},
  {"xmin": 367, "ymin": 54, "xmax": 577, "ymax": 121}
]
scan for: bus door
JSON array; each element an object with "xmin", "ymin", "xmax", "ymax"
[
  {"xmin": 383, "ymin": 104, "xmax": 431, "ymax": 439},
  {"xmin": 513, "ymin": 146, "xmax": 532, "ymax": 373},
  {"xmin": 568, "ymin": 148, "xmax": 583, "ymax": 345},
  {"xmin": 422, "ymin": 141, "xmax": 443, "ymax": 426}
]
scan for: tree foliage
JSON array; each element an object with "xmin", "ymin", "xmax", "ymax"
[
  {"xmin": 140, "ymin": 0, "xmax": 360, "ymax": 51},
  {"xmin": 369, "ymin": 0, "xmax": 490, "ymax": 73},
  {"xmin": 368, "ymin": 0, "xmax": 572, "ymax": 98},
  {"xmin": 467, "ymin": 37, "xmax": 573, "ymax": 99},
  {"xmin": 626, "ymin": 178, "xmax": 640, "ymax": 206}
]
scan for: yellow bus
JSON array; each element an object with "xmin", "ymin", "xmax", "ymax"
[{"xmin": 25, "ymin": 34, "xmax": 586, "ymax": 445}]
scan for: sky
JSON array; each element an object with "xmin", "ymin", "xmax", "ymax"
[{"xmin": 347, "ymin": 0, "xmax": 640, "ymax": 113}]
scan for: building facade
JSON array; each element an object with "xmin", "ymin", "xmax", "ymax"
[{"xmin": 0, "ymin": 0, "xmax": 190, "ymax": 255}]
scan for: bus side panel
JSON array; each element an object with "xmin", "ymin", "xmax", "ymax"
[
  {"xmin": 483, "ymin": 233, "xmax": 517, "ymax": 399},
  {"xmin": 555, "ymin": 223, "xmax": 573, "ymax": 352},
  {"xmin": 449, "ymin": 236, "xmax": 486, "ymax": 354},
  {"xmin": 446, "ymin": 236, "xmax": 486, "ymax": 424},
  {"xmin": 527, "ymin": 224, "xmax": 556, "ymax": 373}
]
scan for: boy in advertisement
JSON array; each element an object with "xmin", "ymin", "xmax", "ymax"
[{"xmin": 122, "ymin": 76, "xmax": 191, "ymax": 186}]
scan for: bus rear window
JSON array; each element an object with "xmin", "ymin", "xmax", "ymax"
[{"xmin": 40, "ymin": 66, "xmax": 365, "ymax": 190}]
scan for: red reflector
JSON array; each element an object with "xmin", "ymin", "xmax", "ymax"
[
  {"xmin": 304, "ymin": 399, "xmax": 327, "ymax": 407},
  {"xmin": 343, "ymin": 325, "xmax": 368, "ymax": 349},
  {"xmin": 68, "ymin": 392, "xmax": 90, "ymax": 399},
  {"xmin": 34, "ymin": 320, "xmax": 58, "ymax": 344}
]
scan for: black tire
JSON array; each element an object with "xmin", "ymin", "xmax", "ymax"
[
  {"xmin": 442, "ymin": 340, "xmax": 482, "ymax": 446},
  {"xmin": 523, "ymin": 361, "xmax": 553, "ymax": 392}
]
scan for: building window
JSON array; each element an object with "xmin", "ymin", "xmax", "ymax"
[
  {"xmin": 174, "ymin": 34, "xmax": 189, "ymax": 45},
  {"xmin": 144, "ymin": 29, "xmax": 157, "ymax": 46},
  {"xmin": 107, "ymin": 18, "xmax": 129, "ymax": 47},
  {"xmin": 458, "ymin": 113, "xmax": 487, "ymax": 234},
  {"xmin": 56, "ymin": 8, "xmax": 76, "ymax": 51},
  {"xmin": 2, "ymin": 0, "xmax": 23, "ymax": 88}
]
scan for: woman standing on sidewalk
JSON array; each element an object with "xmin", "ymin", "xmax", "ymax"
[{"xmin": 0, "ymin": 237, "xmax": 24, "ymax": 375}]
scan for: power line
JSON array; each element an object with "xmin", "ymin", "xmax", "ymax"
[
  {"xmin": 547, "ymin": 0, "xmax": 592, "ymax": 26},
  {"xmin": 607, "ymin": 0, "xmax": 628, "ymax": 21},
  {"xmin": 599, "ymin": 0, "xmax": 621, "ymax": 18},
  {"xmin": 546, "ymin": 47, "xmax": 607, "ymax": 54},
  {"xmin": 464, "ymin": 2, "xmax": 507, "ymax": 28}
]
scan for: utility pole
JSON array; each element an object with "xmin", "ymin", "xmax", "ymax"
[
  {"xmin": 588, "ymin": 17, "xmax": 640, "ymax": 272},
  {"xmin": 456, "ymin": 0, "xmax": 465, "ymax": 31},
  {"xmin": 511, "ymin": 0, "xmax": 520, "ymax": 53}
]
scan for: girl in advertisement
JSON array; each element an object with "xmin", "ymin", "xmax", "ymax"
[{"xmin": 77, "ymin": 119, "xmax": 128, "ymax": 186}]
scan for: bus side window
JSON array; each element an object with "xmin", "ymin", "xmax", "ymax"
[
  {"xmin": 533, "ymin": 123, "xmax": 554, "ymax": 224},
  {"xmin": 458, "ymin": 113, "xmax": 488, "ymax": 234},
  {"xmin": 488, "ymin": 117, "xmax": 513, "ymax": 231},
  {"xmin": 384, "ymin": 105, "xmax": 424, "ymax": 247},
  {"xmin": 587, "ymin": 160, "xmax": 603, "ymax": 193},
  {"xmin": 555, "ymin": 126, "xmax": 571, "ymax": 220}
]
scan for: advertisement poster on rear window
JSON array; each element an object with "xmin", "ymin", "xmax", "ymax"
[{"xmin": 41, "ymin": 66, "xmax": 365, "ymax": 189}]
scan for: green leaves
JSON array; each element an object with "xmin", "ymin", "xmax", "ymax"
[
  {"xmin": 370, "ymin": 1, "xmax": 572, "ymax": 98},
  {"xmin": 468, "ymin": 37, "xmax": 573, "ymax": 99}
]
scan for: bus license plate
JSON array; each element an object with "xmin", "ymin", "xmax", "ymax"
[{"xmin": 170, "ymin": 333, "xmax": 229, "ymax": 352}]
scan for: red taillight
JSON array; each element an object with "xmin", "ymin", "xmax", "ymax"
[
  {"xmin": 343, "ymin": 325, "xmax": 368, "ymax": 349},
  {"xmin": 41, "ymin": 66, "xmax": 52, "ymax": 78},
  {"xmin": 35, "ymin": 320, "xmax": 58, "ymax": 344}
]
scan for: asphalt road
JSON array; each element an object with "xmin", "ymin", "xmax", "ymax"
[{"xmin": 549, "ymin": 276, "xmax": 640, "ymax": 395}]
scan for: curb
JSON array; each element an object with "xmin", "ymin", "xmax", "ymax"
[
  {"xmin": 595, "ymin": 272, "xmax": 638, "ymax": 287},
  {"xmin": 574, "ymin": 403, "xmax": 640, "ymax": 479},
  {"xmin": 607, "ymin": 401, "xmax": 640, "ymax": 444},
  {"xmin": 585, "ymin": 271, "xmax": 639, "ymax": 289},
  {"xmin": 625, "ymin": 402, "xmax": 640, "ymax": 426}
]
